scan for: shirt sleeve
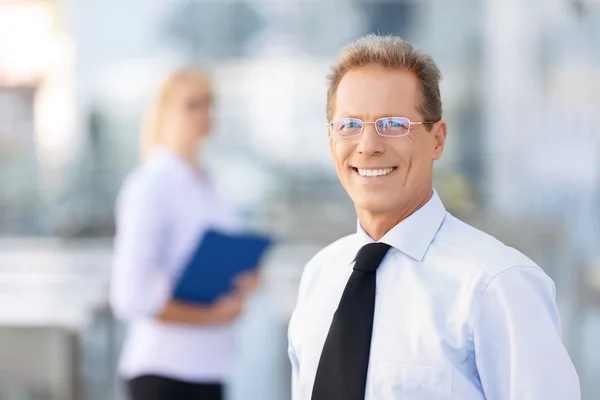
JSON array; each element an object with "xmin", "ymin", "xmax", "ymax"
[
  {"xmin": 288, "ymin": 327, "xmax": 301, "ymax": 400},
  {"xmin": 287, "ymin": 250, "xmax": 325, "ymax": 400},
  {"xmin": 473, "ymin": 266, "xmax": 581, "ymax": 399},
  {"xmin": 288, "ymin": 269, "xmax": 307, "ymax": 400},
  {"xmin": 110, "ymin": 175, "xmax": 172, "ymax": 321}
]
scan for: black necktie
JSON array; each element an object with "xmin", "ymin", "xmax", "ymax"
[{"xmin": 311, "ymin": 242, "xmax": 391, "ymax": 400}]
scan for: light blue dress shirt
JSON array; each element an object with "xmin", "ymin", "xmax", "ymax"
[{"xmin": 287, "ymin": 190, "xmax": 580, "ymax": 399}]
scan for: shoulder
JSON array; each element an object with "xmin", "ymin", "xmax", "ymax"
[
  {"xmin": 296, "ymin": 233, "xmax": 359, "ymax": 301},
  {"xmin": 311, "ymin": 233, "xmax": 358, "ymax": 262},
  {"xmin": 433, "ymin": 214, "xmax": 558, "ymax": 336},
  {"xmin": 305, "ymin": 233, "xmax": 358, "ymax": 274},
  {"xmin": 115, "ymin": 159, "xmax": 172, "ymax": 212},
  {"xmin": 433, "ymin": 213, "xmax": 542, "ymax": 278}
]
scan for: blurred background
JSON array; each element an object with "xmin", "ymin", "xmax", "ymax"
[{"xmin": 0, "ymin": 0, "xmax": 599, "ymax": 399}]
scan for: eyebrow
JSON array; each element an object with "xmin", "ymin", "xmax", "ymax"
[{"xmin": 336, "ymin": 114, "xmax": 363, "ymax": 120}]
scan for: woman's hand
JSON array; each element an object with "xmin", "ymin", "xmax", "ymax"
[
  {"xmin": 156, "ymin": 271, "xmax": 261, "ymax": 325},
  {"xmin": 210, "ymin": 293, "xmax": 245, "ymax": 323},
  {"xmin": 207, "ymin": 272, "xmax": 261, "ymax": 323},
  {"xmin": 234, "ymin": 271, "xmax": 262, "ymax": 297},
  {"xmin": 157, "ymin": 294, "xmax": 244, "ymax": 325}
]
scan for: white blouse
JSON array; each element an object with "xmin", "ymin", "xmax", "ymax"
[{"xmin": 111, "ymin": 146, "xmax": 240, "ymax": 383}]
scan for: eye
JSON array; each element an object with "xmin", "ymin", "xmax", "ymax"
[
  {"xmin": 380, "ymin": 118, "xmax": 406, "ymax": 129},
  {"xmin": 331, "ymin": 119, "xmax": 362, "ymax": 132},
  {"xmin": 376, "ymin": 118, "xmax": 411, "ymax": 136},
  {"xmin": 329, "ymin": 118, "xmax": 363, "ymax": 137}
]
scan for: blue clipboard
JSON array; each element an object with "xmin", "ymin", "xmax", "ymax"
[{"xmin": 173, "ymin": 229, "xmax": 273, "ymax": 304}]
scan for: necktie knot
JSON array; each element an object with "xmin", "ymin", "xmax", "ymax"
[{"xmin": 353, "ymin": 242, "xmax": 391, "ymax": 272}]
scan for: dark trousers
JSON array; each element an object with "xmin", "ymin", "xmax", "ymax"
[{"xmin": 127, "ymin": 375, "xmax": 223, "ymax": 400}]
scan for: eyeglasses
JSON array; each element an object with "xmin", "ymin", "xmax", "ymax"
[{"xmin": 326, "ymin": 117, "xmax": 438, "ymax": 138}]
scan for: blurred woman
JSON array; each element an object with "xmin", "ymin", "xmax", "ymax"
[{"xmin": 110, "ymin": 67, "xmax": 259, "ymax": 400}]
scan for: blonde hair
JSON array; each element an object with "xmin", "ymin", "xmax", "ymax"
[
  {"xmin": 327, "ymin": 34, "xmax": 442, "ymax": 128},
  {"xmin": 140, "ymin": 66, "xmax": 213, "ymax": 162}
]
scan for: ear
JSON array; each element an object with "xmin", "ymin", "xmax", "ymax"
[{"xmin": 431, "ymin": 120, "xmax": 447, "ymax": 160}]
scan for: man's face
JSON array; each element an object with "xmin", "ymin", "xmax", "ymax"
[{"xmin": 329, "ymin": 66, "xmax": 446, "ymax": 215}]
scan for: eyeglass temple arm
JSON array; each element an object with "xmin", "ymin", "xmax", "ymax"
[{"xmin": 411, "ymin": 120, "xmax": 440, "ymax": 125}]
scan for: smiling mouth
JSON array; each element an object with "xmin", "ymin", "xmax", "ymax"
[{"xmin": 352, "ymin": 167, "xmax": 397, "ymax": 177}]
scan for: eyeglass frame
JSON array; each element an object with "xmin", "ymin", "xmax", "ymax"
[{"xmin": 326, "ymin": 116, "xmax": 440, "ymax": 138}]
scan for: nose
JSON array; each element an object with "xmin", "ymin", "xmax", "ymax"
[{"xmin": 356, "ymin": 123, "xmax": 385, "ymax": 155}]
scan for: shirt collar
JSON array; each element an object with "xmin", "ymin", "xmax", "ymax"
[{"xmin": 354, "ymin": 189, "xmax": 446, "ymax": 263}]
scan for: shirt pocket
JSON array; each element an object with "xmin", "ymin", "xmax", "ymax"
[{"xmin": 372, "ymin": 360, "xmax": 452, "ymax": 400}]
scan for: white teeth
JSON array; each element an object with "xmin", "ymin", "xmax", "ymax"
[{"xmin": 357, "ymin": 168, "xmax": 395, "ymax": 177}]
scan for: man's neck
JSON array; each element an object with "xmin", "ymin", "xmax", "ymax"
[{"xmin": 357, "ymin": 186, "xmax": 433, "ymax": 241}]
